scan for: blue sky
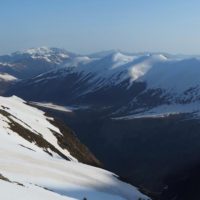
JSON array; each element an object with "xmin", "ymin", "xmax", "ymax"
[{"xmin": 0, "ymin": 0, "xmax": 200, "ymax": 54}]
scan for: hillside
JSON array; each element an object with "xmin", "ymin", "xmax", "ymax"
[{"xmin": 0, "ymin": 95, "xmax": 149, "ymax": 200}]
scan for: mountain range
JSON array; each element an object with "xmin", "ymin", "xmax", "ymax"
[
  {"xmin": 4, "ymin": 47, "xmax": 200, "ymax": 118},
  {"xmin": 2, "ymin": 47, "xmax": 200, "ymax": 199}
]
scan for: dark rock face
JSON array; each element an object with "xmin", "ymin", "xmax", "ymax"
[
  {"xmin": 37, "ymin": 107, "xmax": 200, "ymax": 195},
  {"xmin": 8, "ymin": 72, "xmax": 147, "ymax": 107},
  {"xmin": 161, "ymin": 163, "xmax": 200, "ymax": 200},
  {"xmin": 0, "ymin": 81, "xmax": 14, "ymax": 95},
  {"xmin": 0, "ymin": 108, "xmax": 101, "ymax": 168}
]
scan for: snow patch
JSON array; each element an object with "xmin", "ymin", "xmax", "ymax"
[
  {"xmin": 0, "ymin": 73, "xmax": 18, "ymax": 82},
  {"xmin": 113, "ymin": 103, "xmax": 200, "ymax": 120},
  {"xmin": 31, "ymin": 102, "xmax": 73, "ymax": 113}
]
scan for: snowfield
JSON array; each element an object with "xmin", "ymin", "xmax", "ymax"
[
  {"xmin": 0, "ymin": 96, "xmax": 149, "ymax": 200},
  {"xmin": 0, "ymin": 73, "xmax": 18, "ymax": 82},
  {"xmin": 30, "ymin": 101, "xmax": 90, "ymax": 112},
  {"xmin": 30, "ymin": 101, "xmax": 73, "ymax": 112},
  {"xmin": 113, "ymin": 103, "xmax": 198, "ymax": 120}
]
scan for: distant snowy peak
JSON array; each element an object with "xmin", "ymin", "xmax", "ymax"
[
  {"xmin": 14, "ymin": 47, "xmax": 77, "ymax": 64},
  {"xmin": 24, "ymin": 47, "xmax": 52, "ymax": 55},
  {"xmin": 110, "ymin": 52, "xmax": 135, "ymax": 69},
  {"xmin": 71, "ymin": 52, "xmax": 169, "ymax": 85},
  {"xmin": 92, "ymin": 52, "xmax": 168, "ymax": 72},
  {"xmin": 130, "ymin": 54, "xmax": 168, "ymax": 81},
  {"xmin": 23, "ymin": 47, "xmax": 73, "ymax": 56}
]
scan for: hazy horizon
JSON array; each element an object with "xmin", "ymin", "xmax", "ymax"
[
  {"xmin": 1, "ymin": 0, "xmax": 200, "ymax": 55},
  {"xmin": 2, "ymin": 46, "xmax": 200, "ymax": 57}
]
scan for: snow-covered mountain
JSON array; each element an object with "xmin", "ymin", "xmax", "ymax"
[
  {"xmin": 0, "ymin": 95, "xmax": 149, "ymax": 200},
  {"xmin": 7, "ymin": 50, "xmax": 200, "ymax": 119},
  {"xmin": 0, "ymin": 47, "xmax": 80, "ymax": 80}
]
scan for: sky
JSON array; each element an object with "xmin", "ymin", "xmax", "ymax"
[{"xmin": 0, "ymin": 0, "xmax": 200, "ymax": 55}]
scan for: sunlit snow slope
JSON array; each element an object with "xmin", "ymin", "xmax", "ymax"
[{"xmin": 0, "ymin": 96, "xmax": 149, "ymax": 200}]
